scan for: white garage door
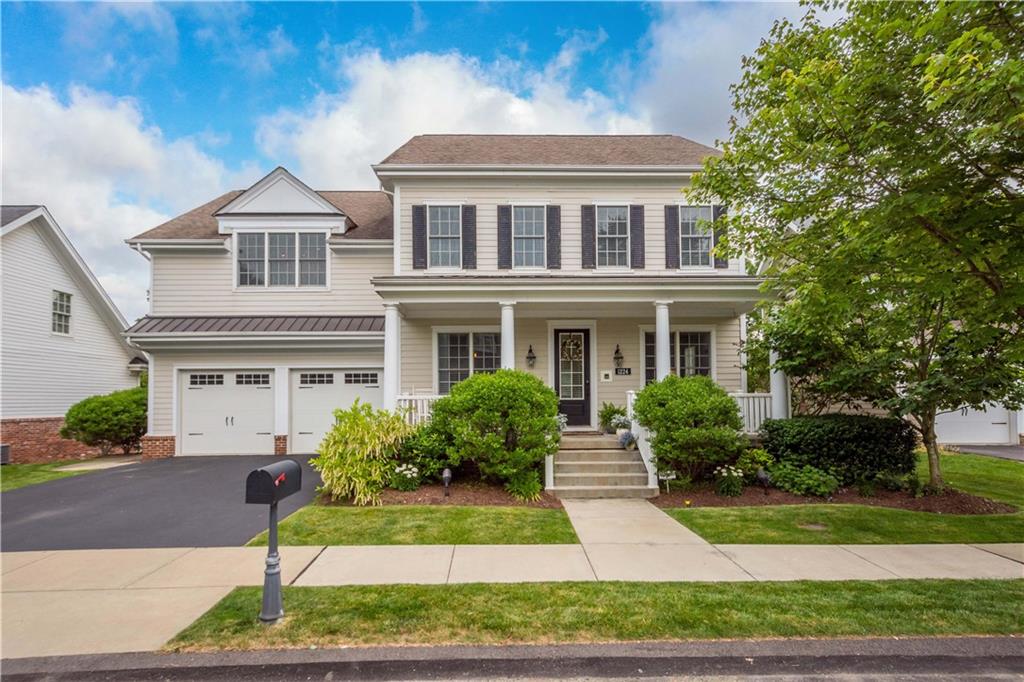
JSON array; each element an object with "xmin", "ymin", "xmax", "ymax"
[
  {"xmin": 179, "ymin": 370, "xmax": 275, "ymax": 455},
  {"xmin": 290, "ymin": 369, "xmax": 383, "ymax": 453},
  {"xmin": 935, "ymin": 405, "xmax": 1013, "ymax": 445}
]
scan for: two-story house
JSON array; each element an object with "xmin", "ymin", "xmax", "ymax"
[{"xmin": 125, "ymin": 135, "xmax": 778, "ymax": 463}]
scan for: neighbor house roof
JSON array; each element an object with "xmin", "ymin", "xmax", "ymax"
[
  {"xmin": 125, "ymin": 315, "xmax": 384, "ymax": 335},
  {"xmin": 377, "ymin": 134, "xmax": 721, "ymax": 167},
  {"xmin": 129, "ymin": 190, "xmax": 393, "ymax": 241},
  {"xmin": 1, "ymin": 205, "xmax": 42, "ymax": 226}
]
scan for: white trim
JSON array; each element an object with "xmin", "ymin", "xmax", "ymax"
[
  {"xmin": 393, "ymin": 184, "xmax": 401, "ymax": 275},
  {"xmin": 510, "ymin": 203, "xmax": 547, "ymax": 270},
  {"xmin": 231, "ymin": 230, "xmax": 332, "ymax": 292},
  {"xmin": 638, "ymin": 324, "xmax": 718, "ymax": 383},
  {"xmin": 739, "ymin": 313, "xmax": 749, "ymax": 393},
  {"xmin": 546, "ymin": 319, "xmax": 598, "ymax": 429},
  {"xmin": 594, "ymin": 204, "xmax": 631, "ymax": 271},
  {"xmin": 425, "ymin": 203, "xmax": 463, "ymax": 271},
  {"xmin": 429, "ymin": 325, "xmax": 501, "ymax": 395},
  {"xmin": 215, "ymin": 167, "xmax": 343, "ymax": 218}
]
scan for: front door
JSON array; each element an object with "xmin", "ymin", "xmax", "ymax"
[{"xmin": 554, "ymin": 329, "xmax": 591, "ymax": 427}]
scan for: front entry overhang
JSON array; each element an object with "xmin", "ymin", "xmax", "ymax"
[{"xmin": 372, "ymin": 275, "xmax": 769, "ymax": 318}]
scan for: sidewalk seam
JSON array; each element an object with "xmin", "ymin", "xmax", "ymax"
[
  {"xmin": 288, "ymin": 545, "xmax": 327, "ymax": 586},
  {"xmin": 970, "ymin": 544, "xmax": 1024, "ymax": 565},
  {"xmin": 116, "ymin": 548, "xmax": 197, "ymax": 589},
  {"xmin": 708, "ymin": 545, "xmax": 759, "ymax": 581},
  {"xmin": 444, "ymin": 545, "xmax": 456, "ymax": 584},
  {"xmin": 839, "ymin": 545, "xmax": 903, "ymax": 579}
]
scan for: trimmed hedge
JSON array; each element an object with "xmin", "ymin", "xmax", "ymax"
[
  {"xmin": 61, "ymin": 386, "xmax": 147, "ymax": 455},
  {"xmin": 760, "ymin": 414, "xmax": 917, "ymax": 484}
]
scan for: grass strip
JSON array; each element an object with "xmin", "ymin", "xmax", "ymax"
[
  {"xmin": 170, "ymin": 579, "xmax": 1024, "ymax": 651},
  {"xmin": 248, "ymin": 504, "xmax": 579, "ymax": 546},
  {"xmin": 0, "ymin": 462, "xmax": 89, "ymax": 492}
]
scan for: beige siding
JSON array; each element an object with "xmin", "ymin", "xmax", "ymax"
[
  {"xmin": 397, "ymin": 178, "xmax": 742, "ymax": 276},
  {"xmin": 150, "ymin": 249, "xmax": 392, "ymax": 316},
  {"xmin": 398, "ymin": 315, "xmax": 744, "ymax": 410},
  {"xmin": 0, "ymin": 220, "xmax": 136, "ymax": 418},
  {"xmin": 149, "ymin": 348, "xmax": 384, "ymax": 435}
]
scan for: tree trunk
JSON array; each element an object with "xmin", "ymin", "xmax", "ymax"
[{"xmin": 920, "ymin": 410, "xmax": 944, "ymax": 490}]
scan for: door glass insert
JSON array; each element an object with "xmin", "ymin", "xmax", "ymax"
[{"xmin": 558, "ymin": 332, "xmax": 584, "ymax": 400}]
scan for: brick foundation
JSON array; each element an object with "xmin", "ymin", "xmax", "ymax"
[
  {"xmin": 1, "ymin": 417, "xmax": 101, "ymax": 463},
  {"xmin": 141, "ymin": 435, "xmax": 176, "ymax": 459},
  {"xmin": 274, "ymin": 435, "xmax": 288, "ymax": 455}
]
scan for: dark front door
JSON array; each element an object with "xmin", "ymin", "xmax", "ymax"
[{"xmin": 554, "ymin": 329, "xmax": 591, "ymax": 427}]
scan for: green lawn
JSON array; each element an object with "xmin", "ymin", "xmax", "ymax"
[
  {"xmin": 666, "ymin": 452, "xmax": 1024, "ymax": 544},
  {"xmin": 170, "ymin": 579, "xmax": 1023, "ymax": 651},
  {"xmin": 0, "ymin": 462, "xmax": 89, "ymax": 492},
  {"xmin": 247, "ymin": 504, "xmax": 579, "ymax": 546}
]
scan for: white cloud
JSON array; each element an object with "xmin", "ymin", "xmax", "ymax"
[
  {"xmin": 0, "ymin": 84, "xmax": 255, "ymax": 322},
  {"xmin": 192, "ymin": 5, "xmax": 298, "ymax": 77},
  {"xmin": 256, "ymin": 41, "xmax": 651, "ymax": 188}
]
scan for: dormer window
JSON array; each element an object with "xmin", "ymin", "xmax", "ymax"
[{"xmin": 237, "ymin": 231, "xmax": 328, "ymax": 288}]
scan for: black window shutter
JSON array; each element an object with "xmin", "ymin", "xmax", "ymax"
[
  {"xmin": 412, "ymin": 205, "xmax": 427, "ymax": 269},
  {"xmin": 497, "ymin": 205, "xmax": 512, "ymax": 269},
  {"xmin": 712, "ymin": 204, "xmax": 728, "ymax": 269},
  {"xmin": 462, "ymin": 205, "xmax": 477, "ymax": 269},
  {"xmin": 664, "ymin": 205, "xmax": 680, "ymax": 269},
  {"xmin": 546, "ymin": 205, "xmax": 561, "ymax": 269},
  {"xmin": 581, "ymin": 204, "xmax": 596, "ymax": 269},
  {"xmin": 629, "ymin": 205, "xmax": 645, "ymax": 269}
]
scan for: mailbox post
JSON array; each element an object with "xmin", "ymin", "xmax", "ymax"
[{"xmin": 246, "ymin": 459, "xmax": 302, "ymax": 624}]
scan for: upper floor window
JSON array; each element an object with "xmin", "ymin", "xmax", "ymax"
[
  {"xmin": 237, "ymin": 232, "xmax": 327, "ymax": 288},
  {"xmin": 679, "ymin": 206, "xmax": 714, "ymax": 267},
  {"xmin": 437, "ymin": 331, "xmax": 501, "ymax": 394},
  {"xmin": 513, "ymin": 206, "xmax": 545, "ymax": 268},
  {"xmin": 52, "ymin": 290, "xmax": 71, "ymax": 334},
  {"xmin": 428, "ymin": 206, "xmax": 461, "ymax": 268},
  {"xmin": 596, "ymin": 206, "xmax": 629, "ymax": 268}
]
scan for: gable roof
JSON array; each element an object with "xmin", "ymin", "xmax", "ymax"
[
  {"xmin": 377, "ymin": 134, "xmax": 721, "ymax": 167},
  {"xmin": 129, "ymin": 189, "xmax": 393, "ymax": 241},
  {"xmin": 0, "ymin": 205, "xmax": 134, "ymax": 348}
]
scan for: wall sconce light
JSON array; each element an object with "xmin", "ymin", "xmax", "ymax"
[
  {"xmin": 613, "ymin": 344, "xmax": 624, "ymax": 368},
  {"xmin": 526, "ymin": 345, "xmax": 537, "ymax": 368}
]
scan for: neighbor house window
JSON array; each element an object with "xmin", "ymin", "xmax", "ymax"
[
  {"xmin": 51, "ymin": 290, "xmax": 71, "ymax": 334},
  {"xmin": 428, "ymin": 206, "xmax": 461, "ymax": 268},
  {"xmin": 679, "ymin": 206, "xmax": 713, "ymax": 267},
  {"xmin": 644, "ymin": 331, "xmax": 711, "ymax": 384},
  {"xmin": 436, "ymin": 332, "xmax": 501, "ymax": 394},
  {"xmin": 237, "ymin": 232, "xmax": 328, "ymax": 287},
  {"xmin": 513, "ymin": 206, "xmax": 545, "ymax": 268},
  {"xmin": 596, "ymin": 206, "xmax": 629, "ymax": 267}
]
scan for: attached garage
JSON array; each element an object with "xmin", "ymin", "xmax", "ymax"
[
  {"xmin": 179, "ymin": 370, "xmax": 275, "ymax": 455},
  {"xmin": 289, "ymin": 368, "xmax": 383, "ymax": 453},
  {"xmin": 935, "ymin": 405, "xmax": 1016, "ymax": 445}
]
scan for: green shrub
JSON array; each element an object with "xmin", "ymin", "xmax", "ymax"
[
  {"xmin": 61, "ymin": 387, "xmax": 147, "ymax": 455},
  {"xmin": 631, "ymin": 375, "xmax": 746, "ymax": 481},
  {"xmin": 397, "ymin": 421, "xmax": 451, "ymax": 481},
  {"xmin": 760, "ymin": 414, "xmax": 917, "ymax": 485},
  {"xmin": 312, "ymin": 400, "xmax": 414, "ymax": 506},
  {"xmin": 769, "ymin": 462, "xmax": 840, "ymax": 497},
  {"xmin": 714, "ymin": 464, "xmax": 745, "ymax": 497},
  {"xmin": 429, "ymin": 370, "xmax": 559, "ymax": 500},
  {"xmin": 736, "ymin": 448, "xmax": 775, "ymax": 483},
  {"xmin": 598, "ymin": 402, "xmax": 627, "ymax": 433}
]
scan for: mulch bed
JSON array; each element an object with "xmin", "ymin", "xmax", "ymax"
[
  {"xmin": 651, "ymin": 484, "xmax": 1017, "ymax": 515},
  {"xmin": 320, "ymin": 483, "xmax": 563, "ymax": 509}
]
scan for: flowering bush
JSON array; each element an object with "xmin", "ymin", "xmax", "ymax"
[
  {"xmin": 391, "ymin": 463, "xmax": 420, "ymax": 492},
  {"xmin": 610, "ymin": 415, "xmax": 632, "ymax": 430},
  {"xmin": 555, "ymin": 413, "xmax": 569, "ymax": 432},
  {"xmin": 618, "ymin": 431, "xmax": 637, "ymax": 449},
  {"xmin": 714, "ymin": 464, "xmax": 745, "ymax": 497}
]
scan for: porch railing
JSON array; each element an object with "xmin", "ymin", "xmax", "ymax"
[
  {"xmin": 625, "ymin": 390, "xmax": 658, "ymax": 488},
  {"xmin": 731, "ymin": 392, "xmax": 772, "ymax": 434},
  {"xmin": 396, "ymin": 394, "xmax": 441, "ymax": 426}
]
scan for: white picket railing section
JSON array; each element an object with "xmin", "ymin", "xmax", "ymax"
[
  {"xmin": 396, "ymin": 395, "xmax": 441, "ymax": 426},
  {"xmin": 625, "ymin": 390, "xmax": 658, "ymax": 488},
  {"xmin": 731, "ymin": 393, "xmax": 772, "ymax": 434}
]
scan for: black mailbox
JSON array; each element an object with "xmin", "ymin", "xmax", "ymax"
[{"xmin": 246, "ymin": 459, "xmax": 302, "ymax": 505}]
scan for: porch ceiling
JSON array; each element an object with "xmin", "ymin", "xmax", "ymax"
[{"xmin": 393, "ymin": 300, "xmax": 750, "ymax": 320}]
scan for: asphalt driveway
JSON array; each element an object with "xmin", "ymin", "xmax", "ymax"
[
  {"xmin": 1, "ymin": 456, "xmax": 320, "ymax": 551},
  {"xmin": 958, "ymin": 445, "xmax": 1024, "ymax": 462}
]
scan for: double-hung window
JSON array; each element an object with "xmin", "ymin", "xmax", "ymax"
[
  {"xmin": 679, "ymin": 206, "xmax": 713, "ymax": 267},
  {"xmin": 237, "ymin": 232, "xmax": 327, "ymax": 287},
  {"xmin": 428, "ymin": 206, "xmax": 461, "ymax": 268},
  {"xmin": 436, "ymin": 331, "xmax": 501, "ymax": 394},
  {"xmin": 52, "ymin": 290, "xmax": 71, "ymax": 334},
  {"xmin": 513, "ymin": 206, "xmax": 545, "ymax": 268},
  {"xmin": 644, "ymin": 331, "xmax": 712, "ymax": 384},
  {"xmin": 596, "ymin": 206, "xmax": 629, "ymax": 267}
]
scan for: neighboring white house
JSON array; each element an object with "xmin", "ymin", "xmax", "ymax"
[{"xmin": 1, "ymin": 206, "xmax": 142, "ymax": 462}]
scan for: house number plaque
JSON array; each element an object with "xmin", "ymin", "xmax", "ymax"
[{"xmin": 615, "ymin": 368, "xmax": 632, "ymax": 376}]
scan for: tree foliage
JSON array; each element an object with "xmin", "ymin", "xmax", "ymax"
[{"xmin": 690, "ymin": 0, "xmax": 1024, "ymax": 487}]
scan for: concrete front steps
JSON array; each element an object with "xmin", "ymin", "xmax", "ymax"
[{"xmin": 550, "ymin": 433, "xmax": 658, "ymax": 499}]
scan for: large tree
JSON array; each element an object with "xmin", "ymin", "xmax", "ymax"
[{"xmin": 691, "ymin": 0, "xmax": 1024, "ymax": 487}]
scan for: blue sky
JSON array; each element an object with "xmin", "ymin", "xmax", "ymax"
[{"xmin": 1, "ymin": 1, "xmax": 808, "ymax": 320}]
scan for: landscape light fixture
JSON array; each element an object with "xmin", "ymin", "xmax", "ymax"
[{"xmin": 442, "ymin": 467, "xmax": 452, "ymax": 497}]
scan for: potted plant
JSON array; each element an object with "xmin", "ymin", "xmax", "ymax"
[
  {"xmin": 618, "ymin": 430, "xmax": 637, "ymax": 451},
  {"xmin": 611, "ymin": 414, "xmax": 631, "ymax": 438}
]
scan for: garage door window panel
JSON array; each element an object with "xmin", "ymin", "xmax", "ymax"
[
  {"xmin": 236, "ymin": 373, "xmax": 271, "ymax": 386},
  {"xmin": 300, "ymin": 372, "xmax": 334, "ymax": 386},
  {"xmin": 190, "ymin": 373, "xmax": 224, "ymax": 386}
]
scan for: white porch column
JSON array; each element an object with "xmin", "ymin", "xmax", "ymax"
[
  {"xmin": 383, "ymin": 303, "xmax": 401, "ymax": 409},
  {"xmin": 500, "ymin": 301, "xmax": 516, "ymax": 369},
  {"xmin": 769, "ymin": 348, "xmax": 790, "ymax": 419},
  {"xmin": 654, "ymin": 300, "xmax": 672, "ymax": 380}
]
